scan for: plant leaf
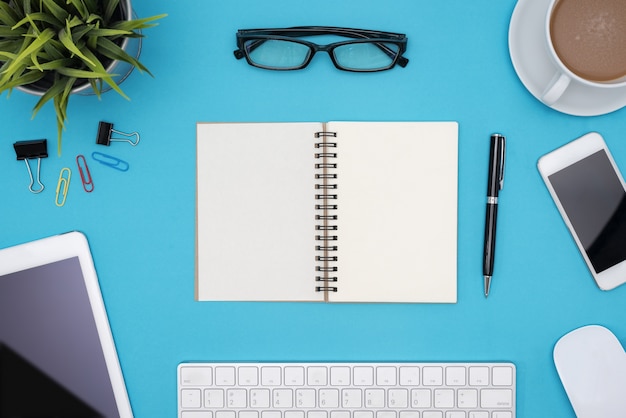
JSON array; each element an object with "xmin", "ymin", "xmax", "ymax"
[
  {"xmin": 81, "ymin": 47, "xmax": 128, "ymax": 99},
  {"xmin": 104, "ymin": 0, "xmax": 120, "ymax": 22},
  {"xmin": 58, "ymin": 25, "xmax": 95, "ymax": 66},
  {"xmin": 31, "ymin": 74, "xmax": 67, "ymax": 118},
  {"xmin": 0, "ymin": 27, "xmax": 54, "ymax": 83},
  {"xmin": 0, "ymin": 69, "xmax": 44, "ymax": 93},
  {"xmin": 0, "ymin": 3, "xmax": 19, "ymax": 26},
  {"xmin": 56, "ymin": 66, "xmax": 113, "ymax": 79},
  {"xmin": 66, "ymin": 0, "xmax": 87, "ymax": 19},
  {"xmin": 12, "ymin": 12, "xmax": 62, "ymax": 30},
  {"xmin": 41, "ymin": 0, "xmax": 69, "ymax": 22},
  {"xmin": 26, "ymin": 57, "xmax": 74, "ymax": 70},
  {"xmin": 96, "ymin": 36, "xmax": 151, "ymax": 75},
  {"xmin": 89, "ymin": 28, "xmax": 131, "ymax": 37},
  {"xmin": 112, "ymin": 14, "xmax": 167, "ymax": 32}
]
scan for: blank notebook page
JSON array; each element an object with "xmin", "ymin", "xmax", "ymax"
[
  {"xmin": 329, "ymin": 122, "xmax": 458, "ymax": 303},
  {"xmin": 196, "ymin": 122, "xmax": 321, "ymax": 301}
]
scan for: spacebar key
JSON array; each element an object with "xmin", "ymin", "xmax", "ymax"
[{"xmin": 480, "ymin": 389, "xmax": 513, "ymax": 408}]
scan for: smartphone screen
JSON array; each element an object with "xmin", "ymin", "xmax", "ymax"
[{"xmin": 548, "ymin": 149, "xmax": 626, "ymax": 273}]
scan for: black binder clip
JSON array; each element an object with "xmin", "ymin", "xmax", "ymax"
[
  {"xmin": 96, "ymin": 121, "xmax": 140, "ymax": 146},
  {"xmin": 13, "ymin": 139, "xmax": 48, "ymax": 194}
]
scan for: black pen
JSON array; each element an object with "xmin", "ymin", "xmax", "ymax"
[{"xmin": 483, "ymin": 133, "xmax": 506, "ymax": 298}]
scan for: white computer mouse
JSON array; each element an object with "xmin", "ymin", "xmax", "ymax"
[{"xmin": 553, "ymin": 325, "xmax": 626, "ymax": 418}]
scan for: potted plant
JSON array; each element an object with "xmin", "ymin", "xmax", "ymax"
[{"xmin": 0, "ymin": 0, "xmax": 165, "ymax": 154}]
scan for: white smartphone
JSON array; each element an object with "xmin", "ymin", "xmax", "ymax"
[{"xmin": 538, "ymin": 132, "xmax": 626, "ymax": 291}]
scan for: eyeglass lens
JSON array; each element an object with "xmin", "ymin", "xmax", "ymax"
[{"xmin": 243, "ymin": 39, "xmax": 401, "ymax": 71}]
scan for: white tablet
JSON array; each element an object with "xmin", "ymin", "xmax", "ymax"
[
  {"xmin": 0, "ymin": 231, "xmax": 133, "ymax": 417},
  {"xmin": 538, "ymin": 132, "xmax": 626, "ymax": 291}
]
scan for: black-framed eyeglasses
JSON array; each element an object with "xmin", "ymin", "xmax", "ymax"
[{"xmin": 233, "ymin": 26, "xmax": 409, "ymax": 72}]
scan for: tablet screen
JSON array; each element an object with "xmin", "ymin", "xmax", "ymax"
[{"xmin": 0, "ymin": 257, "xmax": 120, "ymax": 417}]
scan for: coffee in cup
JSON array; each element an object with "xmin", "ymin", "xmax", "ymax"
[{"xmin": 542, "ymin": 0, "xmax": 626, "ymax": 106}]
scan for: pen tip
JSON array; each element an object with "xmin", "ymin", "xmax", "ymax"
[{"xmin": 484, "ymin": 276, "xmax": 491, "ymax": 298}]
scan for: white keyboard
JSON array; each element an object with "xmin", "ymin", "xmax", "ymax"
[{"xmin": 177, "ymin": 362, "xmax": 516, "ymax": 418}]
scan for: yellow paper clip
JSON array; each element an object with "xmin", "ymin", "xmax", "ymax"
[{"xmin": 55, "ymin": 168, "xmax": 71, "ymax": 207}]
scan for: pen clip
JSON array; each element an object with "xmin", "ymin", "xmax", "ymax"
[{"xmin": 498, "ymin": 135, "xmax": 506, "ymax": 190}]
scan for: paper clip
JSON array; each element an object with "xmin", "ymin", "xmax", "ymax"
[
  {"xmin": 55, "ymin": 168, "xmax": 71, "ymax": 207},
  {"xmin": 96, "ymin": 121, "xmax": 140, "ymax": 146},
  {"xmin": 13, "ymin": 139, "xmax": 48, "ymax": 194},
  {"xmin": 76, "ymin": 154, "xmax": 94, "ymax": 192},
  {"xmin": 91, "ymin": 152, "xmax": 130, "ymax": 172}
]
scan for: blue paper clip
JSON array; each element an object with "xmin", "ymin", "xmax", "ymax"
[
  {"xmin": 76, "ymin": 154, "xmax": 94, "ymax": 192},
  {"xmin": 91, "ymin": 152, "xmax": 129, "ymax": 172},
  {"xmin": 55, "ymin": 168, "xmax": 71, "ymax": 207}
]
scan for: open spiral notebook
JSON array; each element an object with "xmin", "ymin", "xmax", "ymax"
[{"xmin": 196, "ymin": 121, "xmax": 458, "ymax": 303}]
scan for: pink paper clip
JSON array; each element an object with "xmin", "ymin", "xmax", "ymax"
[{"xmin": 76, "ymin": 154, "xmax": 94, "ymax": 192}]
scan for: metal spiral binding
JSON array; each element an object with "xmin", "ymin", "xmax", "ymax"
[{"xmin": 315, "ymin": 131, "xmax": 338, "ymax": 293}]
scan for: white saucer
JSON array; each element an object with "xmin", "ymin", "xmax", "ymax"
[{"xmin": 508, "ymin": 0, "xmax": 626, "ymax": 116}]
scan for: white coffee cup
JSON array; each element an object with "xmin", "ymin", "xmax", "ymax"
[{"xmin": 541, "ymin": 0, "xmax": 626, "ymax": 106}]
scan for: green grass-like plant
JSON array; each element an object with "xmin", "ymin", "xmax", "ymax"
[{"xmin": 0, "ymin": 0, "xmax": 165, "ymax": 154}]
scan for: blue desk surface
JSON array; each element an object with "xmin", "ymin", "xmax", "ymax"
[{"xmin": 2, "ymin": 0, "xmax": 626, "ymax": 416}]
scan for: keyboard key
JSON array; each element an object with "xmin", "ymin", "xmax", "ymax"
[
  {"xmin": 411, "ymin": 388, "xmax": 432, "ymax": 408},
  {"xmin": 399, "ymin": 366, "xmax": 420, "ymax": 385},
  {"xmin": 492, "ymin": 366, "xmax": 514, "ymax": 386},
  {"xmin": 389, "ymin": 388, "xmax": 409, "ymax": 408},
  {"xmin": 204, "ymin": 389, "xmax": 224, "ymax": 408},
  {"xmin": 272, "ymin": 388, "xmax": 293, "ymax": 408},
  {"xmin": 376, "ymin": 366, "xmax": 396, "ymax": 386},
  {"xmin": 434, "ymin": 388, "xmax": 454, "ymax": 408},
  {"xmin": 354, "ymin": 412, "xmax": 373, "ymax": 418},
  {"xmin": 365, "ymin": 388, "xmax": 385, "ymax": 408},
  {"xmin": 331, "ymin": 366, "xmax": 351, "ymax": 385},
  {"xmin": 354, "ymin": 366, "xmax": 374, "ymax": 386},
  {"xmin": 250, "ymin": 389, "xmax": 270, "ymax": 408},
  {"xmin": 226, "ymin": 389, "xmax": 246, "ymax": 408},
  {"xmin": 285, "ymin": 366, "xmax": 305, "ymax": 386},
  {"xmin": 469, "ymin": 367, "xmax": 489, "ymax": 386},
  {"xmin": 480, "ymin": 389, "xmax": 513, "ymax": 409},
  {"xmin": 261, "ymin": 367, "xmax": 281, "ymax": 386},
  {"xmin": 285, "ymin": 412, "xmax": 304, "ymax": 418},
  {"xmin": 423, "ymin": 412, "xmax": 443, "ymax": 418},
  {"xmin": 182, "ymin": 412, "xmax": 212, "ymax": 418},
  {"xmin": 181, "ymin": 367, "xmax": 212, "ymax": 386},
  {"xmin": 342, "ymin": 388, "xmax": 362, "ymax": 408},
  {"xmin": 215, "ymin": 367, "xmax": 235, "ymax": 386},
  {"xmin": 457, "ymin": 388, "xmax": 478, "ymax": 408},
  {"xmin": 422, "ymin": 367, "xmax": 443, "ymax": 386},
  {"xmin": 181, "ymin": 389, "xmax": 202, "ymax": 408},
  {"xmin": 215, "ymin": 412, "xmax": 235, "ymax": 418},
  {"xmin": 296, "ymin": 388, "xmax": 316, "ymax": 408},
  {"xmin": 319, "ymin": 388, "xmax": 339, "ymax": 408},
  {"xmin": 238, "ymin": 367, "xmax": 258, "ymax": 386},
  {"xmin": 445, "ymin": 366, "xmax": 466, "ymax": 386},
  {"xmin": 308, "ymin": 366, "xmax": 327, "ymax": 386}
]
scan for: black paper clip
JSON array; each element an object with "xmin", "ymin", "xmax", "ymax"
[
  {"xmin": 13, "ymin": 139, "xmax": 48, "ymax": 193},
  {"xmin": 96, "ymin": 121, "xmax": 140, "ymax": 146}
]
